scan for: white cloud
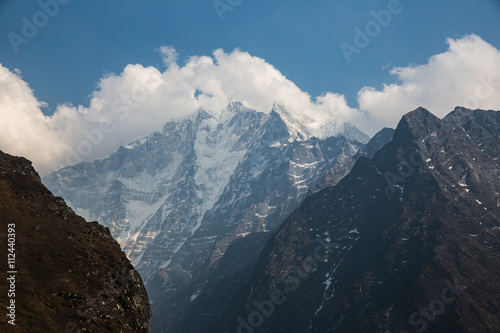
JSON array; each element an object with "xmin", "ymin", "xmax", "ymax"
[
  {"xmin": 0, "ymin": 34, "xmax": 498, "ymax": 175},
  {"xmin": 357, "ymin": 34, "xmax": 500, "ymax": 131},
  {"xmin": 158, "ymin": 45, "xmax": 178, "ymax": 67},
  {"xmin": 0, "ymin": 48, "xmax": 357, "ymax": 175},
  {"xmin": 0, "ymin": 67, "xmax": 68, "ymax": 172}
]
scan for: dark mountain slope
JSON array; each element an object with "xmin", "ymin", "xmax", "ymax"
[
  {"xmin": 0, "ymin": 151, "xmax": 151, "ymax": 332},
  {"xmin": 211, "ymin": 107, "xmax": 500, "ymax": 333},
  {"xmin": 156, "ymin": 128, "xmax": 392, "ymax": 333},
  {"xmin": 308, "ymin": 127, "xmax": 395, "ymax": 195}
]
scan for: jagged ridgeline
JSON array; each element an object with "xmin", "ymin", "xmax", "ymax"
[
  {"xmin": 43, "ymin": 101, "xmax": 500, "ymax": 332},
  {"xmin": 211, "ymin": 107, "xmax": 500, "ymax": 333},
  {"xmin": 43, "ymin": 101, "xmax": 370, "ymax": 332},
  {"xmin": 0, "ymin": 151, "xmax": 151, "ymax": 332}
]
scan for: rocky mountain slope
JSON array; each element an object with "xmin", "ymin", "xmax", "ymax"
[
  {"xmin": 43, "ymin": 102, "xmax": 368, "ymax": 332},
  {"xmin": 0, "ymin": 151, "xmax": 151, "ymax": 332},
  {"xmin": 308, "ymin": 127, "xmax": 394, "ymax": 195},
  {"xmin": 211, "ymin": 107, "xmax": 500, "ymax": 333}
]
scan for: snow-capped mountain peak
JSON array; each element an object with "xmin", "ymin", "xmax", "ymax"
[
  {"xmin": 42, "ymin": 101, "xmax": 368, "ymax": 333},
  {"xmin": 271, "ymin": 102, "xmax": 369, "ymax": 143},
  {"xmin": 271, "ymin": 102, "xmax": 313, "ymax": 141}
]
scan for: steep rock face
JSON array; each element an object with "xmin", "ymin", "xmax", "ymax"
[
  {"xmin": 308, "ymin": 127, "xmax": 394, "ymax": 195},
  {"xmin": 211, "ymin": 107, "xmax": 500, "ymax": 333},
  {"xmin": 165, "ymin": 232, "xmax": 271, "ymax": 333},
  {"xmin": 43, "ymin": 102, "xmax": 368, "ymax": 332},
  {"xmin": 0, "ymin": 151, "xmax": 151, "ymax": 332}
]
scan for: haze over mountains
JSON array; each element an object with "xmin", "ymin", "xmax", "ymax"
[
  {"xmin": 0, "ymin": 96, "xmax": 497, "ymax": 332},
  {"xmin": 1, "ymin": 2, "xmax": 499, "ymax": 331},
  {"xmin": 43, "ymin": 102, "xmax": 370, "ymax": 331},
  {"xmin": 39, "ymin": 97, "xmax": 500, "ymax": 333}
]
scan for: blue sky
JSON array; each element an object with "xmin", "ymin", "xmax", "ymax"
[
  {"xmin": 1, "ymin": 0, "xmax": 500, "ymax": 175},
  {"xmin": 1, "ymin": 0, "xmax": 500, "ymax": 112}
]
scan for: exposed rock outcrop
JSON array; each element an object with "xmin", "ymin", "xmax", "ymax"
[{"xmin": 0, "ymin": 151, "xmax": 151, "ymax": 332}]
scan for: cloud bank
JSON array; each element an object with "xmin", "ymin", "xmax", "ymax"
[
  {"xmin": 358, "ymin": 34, "xmax": 500, "ymax": 130},
  {"xmin": 0, "ymin": 34, "xmax": 498, "ymax": 175}
]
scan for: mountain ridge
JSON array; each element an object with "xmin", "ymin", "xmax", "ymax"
[
  {"xmin": 0, "ymin": 150, "xmax": 151, "ymax": 332},
  {"xmin": 210, "ymin": 106, "xmax": 500, "ymax": 333},
  {"xmin": 43, "ymin": 101, "xmax": 368, "ymax": 332}
]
